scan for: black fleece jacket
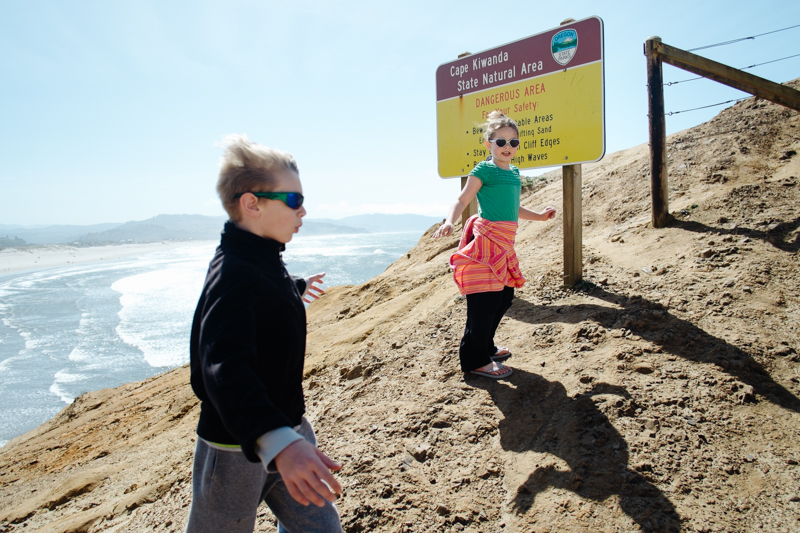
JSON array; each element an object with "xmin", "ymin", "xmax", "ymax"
[{"xmin": 190, "ymin": 222, "xmax": 308, "ymax": 463}]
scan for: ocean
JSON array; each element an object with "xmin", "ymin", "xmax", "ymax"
[{"xmin": 0, "ymin": 231, "xmax": 423, "ymax": 448}]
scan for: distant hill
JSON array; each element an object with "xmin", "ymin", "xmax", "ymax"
[
  {"xmin": 77, "ymin": 215, "xmax": 229, "ymax": 245},
  {"xmin": 308, "ymin": 214, "xmax": 442, "ymax": 233},
  {"xmin": 0, "ymin": 215, "xmax": 375, "ymax": 247},
  {"xmin": 0, "ymin": 223, "xmax": 121, "ymax": 245},
  {"xmin": 0, "ymin": 214, "xmax": 436, "ymax": 247},
  {"xmin": 0, "ymin": 235, "xmax": 27, "ymax": 249}
]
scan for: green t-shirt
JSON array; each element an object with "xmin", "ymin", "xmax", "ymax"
[{"xmin": 469, "ymin": 160, "xmax": 521, "ymax": 222}]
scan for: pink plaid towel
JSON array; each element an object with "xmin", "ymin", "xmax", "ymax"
[{"xmin": 450, "ymin": 215, "xmax": 526, "ymax": 295}]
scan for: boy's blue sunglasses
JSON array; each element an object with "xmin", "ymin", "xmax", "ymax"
[{"xmin": 233, "ymin": 191, "xmax": 304, "ymax": 209}]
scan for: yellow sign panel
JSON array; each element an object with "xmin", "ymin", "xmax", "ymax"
[
  {"xmin": 436, "ymin": 62, "xmax": 604, "ymax": 177},
  {"xmin": 435, "ymin": 16, "xmax": 605, "ymax": 178}
]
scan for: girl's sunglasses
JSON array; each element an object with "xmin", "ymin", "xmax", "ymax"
[
  {"xmin": 233, "ymin": 191, "xmax": 304, "ymax": 209},
  {"xmin": 490, "ymin": 138, "xmax": 520, "ymax": 148}
]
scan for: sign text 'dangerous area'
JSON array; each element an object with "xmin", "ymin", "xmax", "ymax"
[{"xmin": 436, "ymin": 16, "xmax": 605, "ymax": 178}]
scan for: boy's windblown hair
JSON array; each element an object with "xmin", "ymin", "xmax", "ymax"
[
  {"xmin": 216, "ymin": 134, "xmax": 299, "ymax": 221},
  {"xmin": 483, "ymin": 110, "xmax": 519, "ymax": 142}
]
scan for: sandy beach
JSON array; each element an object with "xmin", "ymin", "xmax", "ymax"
[{"xmin": 0, "ymin": 242, "xmax": 197, "ymax": 276}]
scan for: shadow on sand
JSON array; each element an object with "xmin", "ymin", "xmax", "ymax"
[
  {"xmin": 506, "ymin": 287, "xmax": 800, "ymax": 415},
  {"xmin": 460, "ymin": 281, "xmax": 800, "ymax": 531},
  {"xmin": 467, "ymin": 370, "xmax": 681, "ymax": 532},
  {"xmin": 670, "ymin": 216, "xmax": 800, "ymax": 254}
]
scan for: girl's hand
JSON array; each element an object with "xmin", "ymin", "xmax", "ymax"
[
  {"xmin": 303, "ymin": 273, "xmax": 326, "ymax": 303},
  {"xmin": 542, "ymin": 206, "xmax": 556, "ymax": 220},
  {"xmin": 432, "ymin": 224, "xmax": 454, "ymax": 238}
]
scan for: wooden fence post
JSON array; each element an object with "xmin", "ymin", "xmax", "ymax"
[
  {"xmin": 645, "ymin": 37, "xmax": 800, "ymax": 228},
  {"xmin": 645, "ymin": 36, "xmax": 671, "ymax": 229},
  {"xmin": 563, "ymin": 164, "xmax": 582, "ymax": 286}
]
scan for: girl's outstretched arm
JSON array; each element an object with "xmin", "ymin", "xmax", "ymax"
[
  {"xmin": 432, "ymin": 176, "xmax": 482, "ymax": 238},
  {"xmin": 519, "ymin": 205, "xmax": 556, "ymax": 221}
]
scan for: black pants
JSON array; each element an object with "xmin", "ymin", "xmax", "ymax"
[{"xmin": 459, "ymin": 286, "xmax": 515, "ymax": 372}]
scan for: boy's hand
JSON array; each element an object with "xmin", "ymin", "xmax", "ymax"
[
  {"xmin": 303, "ymin": 272, "xmax": 326, "ymax": 303},
  {"xmin": 274, "ymin": 439, "xmax": 342, "ymax": 507},
  {"xmin": 432, "ymin": 224, "xmax": 454, "ymax": 238}
]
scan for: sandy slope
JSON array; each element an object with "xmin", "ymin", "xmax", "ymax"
[{"xmin": 1, "ymin": 83, "xmax": 799, "ymax": 533}]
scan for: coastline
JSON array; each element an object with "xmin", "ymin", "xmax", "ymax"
[
  {"xmin": 0, "ymin": 242, "xmax": 201, "ymax": 277},
  {"xmin": 0, "ymin": 232, "xmax": 418, "ymax": 449}
]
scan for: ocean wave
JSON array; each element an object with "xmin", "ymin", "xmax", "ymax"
[
  {"xmin": 77, "ymin": 312, "xmax": 94, "ymax": 329},
  {"xmin": 0, "ymin": 355, "xmax": 19, "ymax": 372},
  {"xmin": 112, "ymin": 263, "xmax": 205, "ymax": 368},
  {"xmin": 49, "ymin": 370, "xmax": 86, "ymax": 404},
  {"xmin": 68, "ymin": 346, "xmax": 91, "ymax": 362},
  {"xmin": 54, "ymin": 369, "xmax": 85, "ymax": 383},
  {"xmin": 20, "ymin": 331, "xmax": 41, "ymax": 351},
  {"xmin": 0, "ymin": 289, "xmax": 16, "ymax": 299},
  {"xmin": 286, "ymin": 244, "xmax": 400, "ymax": 258},
  {"xmin": 49, "ymin": 382, "xmax": 74, "ymax": 404},
  {"xmin": 285, "ymin": 245, "xmax": 363, "ymax": 257}
]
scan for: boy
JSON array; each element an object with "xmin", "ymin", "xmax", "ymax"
[{"xmin": 186, "ymin": 134, "xmax": 342, "ymax": 533}]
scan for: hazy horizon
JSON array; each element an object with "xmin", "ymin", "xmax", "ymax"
[{"xmin": 0, "ymin": 212, "xmax": 442, "ymax": 230}]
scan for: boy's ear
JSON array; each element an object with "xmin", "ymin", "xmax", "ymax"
[{"xmin": 238, "ymin": 193, "xmax": 262, "ymax": 220}]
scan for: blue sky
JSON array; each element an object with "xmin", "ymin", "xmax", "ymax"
[{"xmin": 1, "ymin": 0, "xmax": 798, "ymax": 226}]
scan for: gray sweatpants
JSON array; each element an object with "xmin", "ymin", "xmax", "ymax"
[{"xmin": 185, "ymin": 418, "xmax": 342, "ymax": 533}]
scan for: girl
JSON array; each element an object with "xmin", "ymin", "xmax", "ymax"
[{"xmin": 433, "ymin": 111, "xmax": 556, "ymax": 379}]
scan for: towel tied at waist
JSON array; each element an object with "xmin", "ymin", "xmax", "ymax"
[{"xmin": 450, "ymin": 215, "xmax": 526, "ymax": 295}]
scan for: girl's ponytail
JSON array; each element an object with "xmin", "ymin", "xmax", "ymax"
[{"xmin": 483, "ymin": 111, "xmax": 519, "ymax": 142}]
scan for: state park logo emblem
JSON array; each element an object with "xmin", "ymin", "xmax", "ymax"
[{"xmin": 551, "ymin": 29, "xmax": 578, "ymax": 66}]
